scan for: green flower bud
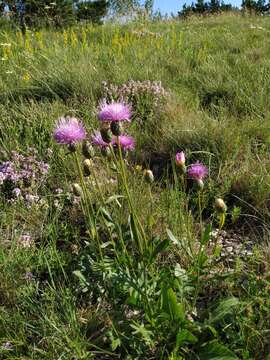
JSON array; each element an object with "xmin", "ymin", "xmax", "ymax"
[
  {"xmin": 101, "ymin": 146, "xmax": 112, "ymax": 159},
  {"xmin": 82, "ymin": 141, "xmax": 95, "ymax": 159},
  {"xmin": 72, "ymin": 183, "xmax": 83, "ymax": 197},
  {"xmin": 196, "ymin": 179, "xmax": 204, "ymax": 190},
  {"xmin": 67, "ymin": 143, "xmax": 76, "ymax": 153},
  {"xmin": 214, "ymin": 198, "xmax": 227, "ymax": 214},
  {"xmin": 144, "ymin": 169, "xmax": 154, "ymax": 184},
  {"xmin": 100, "ymin": 127, "xmax": 112, "ymax": 144},
  {"xmin": 83, "ymin": 159, "xmax": 92, "ymax": 177},
  {"xmin": 110, "ymin": 122, "xmax": 122, "ymax": 136}
]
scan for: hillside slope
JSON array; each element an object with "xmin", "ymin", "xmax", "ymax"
[{"xmin": 0, "ymin": 14, "xmax": 270, "ymax": 359}]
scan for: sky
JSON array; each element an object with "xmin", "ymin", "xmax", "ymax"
[{"xmin": 153, "ymin": 0, "xmax": 242, "ymax": 14}]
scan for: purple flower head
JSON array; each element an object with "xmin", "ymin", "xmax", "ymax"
[
  {"xmin": 53, "ymin": 116, "xmax": 86, "ymax": 145},
  {"xmin": 175, "ymin": 152, "xmax": 185, "ymax": 167},
  {"xmin": 112, "ymin": 135, "xmax": 135, "ymax": 151},
  {"xmin": 91, "ymin": 130, "xmax": 110, "ymax": 148},
  {"xmin": 187, "ymin": 162, "xmax": 208, "ymax": 181},
  {"xmin": 98, "ymin": 100, "xmax": 132, "ymax": 122}
]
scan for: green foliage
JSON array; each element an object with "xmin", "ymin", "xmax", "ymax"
[
  {"xmin": 109, "ymin": 0, "xmax": 140, "ymax": 13},
  {"xmin": 178, "ymin": 0, "xmax": 270, "ymax": 16},
  {"xmin": 23, "ymin": 0, "xmax": 75, "ymax": 27},
  {"xmin": 76, "ymin": 0, "xmax": 108, "ymax": 23},
  {"xmin": 179, "ymin": 0, "xmax": 235, "ymax": 17},
  {"xmin": 242, "ymin": 0, "xmax": 270, "ymax": 13}
]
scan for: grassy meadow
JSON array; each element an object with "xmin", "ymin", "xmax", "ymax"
[{"xmin": 0, "ymin": 13, "xmax": 270, "ymax": 359}]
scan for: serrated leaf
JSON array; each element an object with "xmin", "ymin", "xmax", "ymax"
[
  {"xmin": 209, "ymin": 297, "xmax": 240, "ymax": 325},
  {"xmin": 111, "ymin": 338, "xmax": 121, "ymax": 351},
  {"xmin": 198, "ymin": 340, "xmax": 239, "ymax": 359},
  {"xmin": 166, "ymin": 288, "xmax": 185, "ymax": 322},
  {"xmin": 176, "ymin": 329, "xmax": 198, "ymax": 348},
  {"xmin": 174, "ymin": 264, "xmax": 188, "ymax": 282}
]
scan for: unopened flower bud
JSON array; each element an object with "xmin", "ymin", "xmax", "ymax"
[
  {"xmin": 72, "ymin": 183, "xmax": 83, "ymax": 197},
  {"xmin": 101, "ymin": 146, "xmax": 112, "ymax": 159},
  {"xmin": 111, "ymin": 122, "xmax": 122, "ymax": 136},
  {"xmin": 68, "ymin": 143, "xmax": 76, "ymax": 153},
  {"xmin": 196, "ymin": 179, "xmax": 204, "ymax": 190},
  {"xmin": 214, "ymin": 198, "xmax": 227, "ymax": 213},
  {"xmin": 82, "ymin": 141, "xmax": 95, "ymax": 159},
  {"xmin": 100, "ymin": 127, "xmax": 112, "ymax": 144},
  {"xmin": 175, "ymin": 152, "xmax": 185, "ymax": 167},
  {"xmin": 83, "ymin": 159, "xmax": 92, "ymax": 176},
  {"xmin": 175, "ymin": 151, "xmax": 186, "ymax": 174},
  {"xmin": 144, "ymin": 169, "xmax": 154, "ymax": 184}
]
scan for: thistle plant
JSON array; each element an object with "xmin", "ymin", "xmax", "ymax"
[
  {"xmin": 82, "ymin": 141, "xmax": 95, "ymax": 159},
  {"xmin": 53, "ymin": 101, "xmax": 146, "ymax": 260},
  {"xmin": 53, "ymin": 116, "xmax": 99, "ymax": 250},
  {"xmin": 187, "ymin": 162, "xmax": 208, "ymax": 190},
  {"xmin": 212, "ymin": 197, "xmax": 228, "ymax": 255},
  {"xmin": 53, "ymin": 116, "xmax": 86, "ymax": 146},
  {"xmin": 98, "ymin": 100, "xmax": 132, "ymax": 122},
  {"xmin": 175, "ymin": 151, "xmax": 186, "ymax": 174},
  {"xmin": 96, "ymin": 100, "xmax": 147, "ymax": 257}
]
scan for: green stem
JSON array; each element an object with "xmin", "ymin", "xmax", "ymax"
[
  {"xmin": 111, "ymin": 140, "xmax": 147, "ymax": 258},
  {"xmin": 73, "ymin": 152, "xmax": 103, "ymax": 259},
  {"xmin": 193, "ymin": 190, "xmax": 204, "ymax": 309}
]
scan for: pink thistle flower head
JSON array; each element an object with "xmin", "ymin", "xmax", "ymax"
[
  {"xmin": 54, "ymin": 116, "xmax": 86, "ymax": 145},
  {"xmin": 98, "ymin": 100, "xmax": 132, "ymax": 122},
  {"xmin": 175, "ymin": 152, "xmax": 185, "ymax": 167},
  {"xmin": 91, "ymin": 130, "xmax": 110, "ymax": 148},
  {"xmin": 187, "ymin": 162, "xmax": 208, "ymax": 181},
  {"xmin": 112, "ymin": 135, "xmax": 135, "ymax": 151}
]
